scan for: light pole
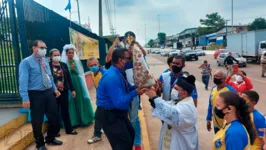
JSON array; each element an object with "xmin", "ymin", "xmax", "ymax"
[
  {"xmin": 76, "ymin": 0, "xmax": 81, "ymax": 25},
  {"xmin": 99, "ymin": 0, "xmax": 103, "ymax": 36},
  {"xmin": 145, "ymin": 24, "xmax": 147, "ymax": 44},
  {"xmin": 231, "ymin": 0, "xmax": 233, "ymax": 30},
  {"xmin": 157, "ymin": 14, "xmax": 160, "ymax": 33}
]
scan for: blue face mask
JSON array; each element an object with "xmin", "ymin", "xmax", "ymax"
[
  {"xmin": 90, "ymin": 66, "xmax": 99, "ymax": 73},
  {"xmin": 125, "ymin": 62, "xmax": 133, "ymax": 69}
]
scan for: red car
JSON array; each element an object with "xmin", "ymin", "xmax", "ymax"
[{"xmin": 214, "ymin": 49, "xmax": 227, "ymax": 59}]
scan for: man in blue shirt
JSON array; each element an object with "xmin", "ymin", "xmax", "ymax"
[
  {"xmin": 96, "ymin": 48, "xmax": 146, "ymax": 150},
  {"xmin": 157, "ymin": 56, "xmax": 198, "ymax": 107},
  {"xmin": 19, "ymin": 40, "xmax": 62, "ymax": 150}
]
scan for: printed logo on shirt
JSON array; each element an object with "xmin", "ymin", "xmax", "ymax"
[{"xmin": 214, "ymin": 138, "xmax": 222, "ymax": 149}]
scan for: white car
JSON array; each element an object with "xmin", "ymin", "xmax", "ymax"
[
  {"xmin": 217, "ymin": 52, "xmax": 247, "ymax": 67},
  {"xmin": 160, "ymin": 50, "xmax": 169, "ymax": 56},
  {"xmin": 169, "ymin": 50, "xmax": 181, "ymax": 57},
  {"xmin": 195, "ymin": 49, "xmax": 206, "ymax": 56}
]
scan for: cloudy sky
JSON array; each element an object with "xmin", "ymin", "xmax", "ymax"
[{"xmin": 34, "ymin": 0, "xmax": 266, "ymax": 45}]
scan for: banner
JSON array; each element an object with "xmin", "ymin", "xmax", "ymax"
[{"xmin": 69, "ymin": 28, "xmax": 99, "ymax": 60}]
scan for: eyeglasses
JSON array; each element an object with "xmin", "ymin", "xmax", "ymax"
[{"xmin": 38, "ymin": 47, "xmax": 47, "ymax": 49}]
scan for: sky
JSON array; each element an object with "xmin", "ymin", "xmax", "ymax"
[{"xmin": 33, "ymin": 0, "xmax": 266, "ymax": 45}]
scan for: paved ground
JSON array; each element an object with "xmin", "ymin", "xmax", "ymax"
[
  {"xmin": 151, "ymin": 53, "xmax": 266, "ymax": 115},
  {"xmin": 26, "ymin": 88, "xmax": 112, "ymax": 150},
  {"xmin": 143, "ymin": 55, "xmax": 213, "ymax": 150},
  {"xmin": 25, "ymin": 53, "xmax": 266, "ymax": 150}
]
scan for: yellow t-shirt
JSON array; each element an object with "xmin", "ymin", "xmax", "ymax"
[
  {"xmin": 213, "ymin": 120, "xmax": 250, "ymax": 150},
  {"xmin": 250, "ymin": 110, "xmax": 266, "ymax": 150},
  {"xmin": 90, "ymin": 68, "xmax": 106, "ymax": 89},
  {"xmin": 206, "ymin": 85, "xmax": 236, "ymax": 129}
]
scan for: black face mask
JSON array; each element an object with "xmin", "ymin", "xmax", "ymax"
[
  {"xmin": 214, "ymin": 78, "xmax": 223, "ymax": 85},
  {"xmin": 172, "ymin": 65, "xmax": 183, "ymax": 73},
  {"xmin": 214, "ymin": 106, "xmax": 226, "ymax": 119}
]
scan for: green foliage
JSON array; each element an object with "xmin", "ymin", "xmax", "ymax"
[
  {"xmin": 148, "ymin": 39, "xmax": 154, "ymax": 47},
  {"xmin": 198, "ymin": 27, "xmax": 217, "ymax": 35},
  {"xmin": 223, "ymin": 40, "xmax": 227, "ymax": 47},
  {"xmin": 248, "ymin": 18, "xmax": 266, "ymax": 31},
  {"xmin": 157, "ymin": 32, "xmax": 166, "ymax": 42},
  {"xmin": 200, "ymin": 12, "xmax": 225, "ymax": 28}
]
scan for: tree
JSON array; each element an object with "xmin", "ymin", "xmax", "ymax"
[
  {"xmin": 200, "ymin": 12, "xmax": 225, "ymax": 29},
  {"xmin": 198, "ymin": 27, "xmax": 217, "ymax": 36},
  {"xmin": 148, "ymin": 39, "xmax": 154, "ymax": 47},
  {"xmin": 248, "ymin": 18, "xmax": 266, "ymax": 31},
  {"xmin": 157, "ymin": 32, "xmax": 166, "ymax": 47}
]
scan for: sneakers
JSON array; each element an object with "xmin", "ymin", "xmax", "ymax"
[
  {"xmin": 101, "ymin": 129, "xmax": 104, "ymax": 134},
  {"xmin": 87, "ymin": 136, "xmax": 102, "ymax": 144}
]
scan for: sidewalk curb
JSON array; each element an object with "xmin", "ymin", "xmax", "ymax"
[{"xmin": 139, "ymin": 102, "xmax": 151, "ymax": 150}]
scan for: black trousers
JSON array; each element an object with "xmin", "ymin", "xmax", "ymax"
[
  {"xmin": 57, "ymin": 91, "xmax": 73, "ymax": 134},
  {"xmin": 94, "ymin": 107, "xmax": 102, "ymax": 137},
  {"xmin": 29, "ymin": 88, "xmax": 60, "ymax": 148},
  {"xmin": 97, "ymin": 107, "xmax": 135, "ymax": 150}
]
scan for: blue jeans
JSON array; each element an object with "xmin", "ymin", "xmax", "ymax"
[
  {"xmin": 202, "ymin": 75, "xmax": 210, "ymax": 89},
  {"xmin": 129, "ymin": 96, "xmax": 141, "ymax": 146}
]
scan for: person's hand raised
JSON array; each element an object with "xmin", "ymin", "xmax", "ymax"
[
  {"xmin": 136, "ymin": 87, "xmax": 147, "ymax": 95},
  {"xmin": 145, "ymin": 87, "xmax": 157, "ymax": 98}
]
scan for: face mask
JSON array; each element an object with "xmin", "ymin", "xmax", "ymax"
[
  {"xmin": 90, "ymin": 66, "xmax": 99, "ymax": 73},
  {"xmin": 52, "ymin": 56, "xmax": 61, "ymax": 62},
  {"xmin": 214, "ymin": 106, "xmax": 226, "ymax": 119},
  {"xmin": 235, "ymin": 75, "xmax": 243, "ymax": 83},
  {"xmin": 172, "ymin": 65, "xmax": 183, "ymax": 73},
  {"xmin": 125, "ymin": 62, "xmax": 133, "ymax": 70},
  {"xmin": 38, "ymin": 48, "xmax": 47, "ymax": 57},
  {"xmin": 214, "ymin": 78, "xmax": 223, "ymax": 85}
]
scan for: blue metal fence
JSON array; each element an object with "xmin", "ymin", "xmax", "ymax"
[{"xmin": 0, "ymin": 0, "xmax": 106, "ymax": 102}]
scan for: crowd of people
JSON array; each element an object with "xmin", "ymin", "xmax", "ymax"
[{"xmin": 19, "ymin": 31, "xmax": 266, "ymax": 150}]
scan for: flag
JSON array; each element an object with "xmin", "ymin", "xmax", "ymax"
[{"xmin": 65, "ymin": 0, "xmax": 71, "ymax": 12}]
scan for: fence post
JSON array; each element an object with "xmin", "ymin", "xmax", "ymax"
[
  {"xmin": 15, "ymin": 0, "xmax": 29, "ymax": 58},
  {"xmin": 8, "ymin": 0, "xmax": 21, "ymax": 90}
]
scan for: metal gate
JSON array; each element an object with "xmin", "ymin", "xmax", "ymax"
[
  {"xmin": 0, "ymin": 0, "xmax": 107, "ymax": 103},
  {"xmin": 0, "ymin": 0, "xmax": 21, "ymax": 102}
]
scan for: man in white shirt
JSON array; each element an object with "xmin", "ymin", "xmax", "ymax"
[{"xmin": 145, "ymin": 75, "xmax": 199, "ymax": 150}]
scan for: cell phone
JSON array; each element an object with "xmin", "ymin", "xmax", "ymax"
[
  {"xmin": 233, "ymin": 64, "xmax": 239, "ymax": 73},
  {"xmin": 119, "ymin": 36, "xmax": 124, "ymax": 41}
]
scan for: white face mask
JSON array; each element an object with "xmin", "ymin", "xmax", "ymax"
[
  {"xmin": 52, "ymin": 56, "xmax": 61, "ymax": 62},
  {"xmin": 37, "ymin": 48, "xmax": 47, "ymax": 57}
]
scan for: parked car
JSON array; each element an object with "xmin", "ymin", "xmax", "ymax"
[
  {"xmin": 169, "ymin": 50, "xmax": 180, "ymax": 57},
  {"xmin": 160, "ymin": 50, "xmax": 169, "ymax": 56},
  {"xmin": 154, "ymin": 50, "xmax": 160, "ymax": 54},
  {"xmin": 214, "ymin": 49, "xmax": 227, "ymax": 59},
  {"xmin": 181, "ymin": 50, "xmax": 198, "ymax": 61},
  {"xmin": 217, "ymin": 52, "xmax": 247, "ymax": 67},
  {"xmin": 150, "ymin": 49, "xmax": 156, "ymax": 53},
  {"xmin": 195, "ymin": 49, "xmax": 206, "ymax": 56}
]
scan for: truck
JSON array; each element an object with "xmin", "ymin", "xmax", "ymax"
[{"xmin": 227, "ymin": 29, "xmax": 266, "ymax": 63}]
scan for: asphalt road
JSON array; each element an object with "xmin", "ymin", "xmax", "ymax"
[{"xmin": 150, "ymin": 53, "xmax": 266, "ymax": 115}]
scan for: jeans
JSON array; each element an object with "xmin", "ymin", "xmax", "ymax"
[
  {"xmin": 129, "ymin": 96, "xmax": 142, "ymax": 146},
  {"xmin": 202, "ymin": 75, "xmax": 210, "ymax": 89}
]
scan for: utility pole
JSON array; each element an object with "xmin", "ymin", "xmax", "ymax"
[
  {"xmin": 145, "ymin": 24, "xmax": 147, "ymax": 44},
  {"xmin": 99, "ymin": 0, "xmax": 103, "ymax": 36},
  {"xmin": 157, "ymin": 14, "xmax": 160, "ymax": 33},
  {"xmin": 231, "ymin": 0, "xmax": 234, "ymax": 31},
  {"xmin": 76, "ymin": 0, "xmax": 81, "ymax": 25},
  {"xmin": 225, "ymin": 19, "xmax": 230, "ymax": 36}
]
